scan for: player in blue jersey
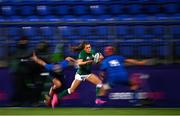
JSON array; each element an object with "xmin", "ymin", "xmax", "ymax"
[
  {"xmin": 31, "ymin": 52, "xmax": 76, "ymax": 107},
  {"xmin": 96, "ymin": 46, "xmax": 148, "ymax": 105}
]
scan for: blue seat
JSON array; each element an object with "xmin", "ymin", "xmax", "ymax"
[
  {"xmin": 20, "ymin": 5, "xmax": 34, "ymax": 16},
  {"xmin": 96, "ymin": 26, "xmax": 108, "ymax": 37},
  {"xmin": 74, "ymin": 5, "xmax": 88, "ymax": 15},
  {"xmin": 153, "ymin": 25, "xmax": 165, "ymax": 39},
  {"xmin": 128, "ymin": 4, "xmax": 141, "ymax": 14},
  {"xmin": 138, "ymin": 43, "xmax": 153, "ymax": 58},
  {"xmin": 134, "ymin": 26, "xmax": 154, "ymax": 40},
  {"xmin": 120, "ymin": 42, "xmax": 135, "ymax": 58},
  {"xmin": 86, "ymin": 26, "xmax": 99, "ymax": 39},
  {"xmin": 79, "ymin": 26, "xmax": 90, "ymax": 37},
  {"xmin": 89, "ymin": 5, "xmax": 106, "ymax": 15},
  {"xmin": 156, "ymin": 42, "xmax": 171, "ymax": 58},
  {"xmin": 62, "ymin": 15, "xmax": 79, "ymax": 22},
  {"xmin": 171, "ymin": 25, "xmax": 180, "ymax": 39},
  {"xmin": 134, "ymin": 26, "xmax": 145, "ymax": 39},
  {"xmin": 154, "ymin": 14, "xmax": 169, "ymax": 20},
  {"xmin": 1, "ymin": 6, "xmax": 16, "ymax": 16},
  {"xmin": 68, "ymin": 26, "xmax": 80, "ymax": 40},
  {"xmin": 55, "ymin": 5, "xmax": 69, "ymax": 15},
  {"xmin": 153, "ymin": 25, "xmax": 170, "ymax": 39},
  {"xmin": 0, "ymin": 46, "xmax": 7, "ymax": 59},
  {"xmin": 57, "ymin": 26, "xmax": 71, "ymax": 39},
  {"xmin": 0, "ymin": 28, "xmax": 6, "ymax": 36},
  {"xmin": 25, "ymin": 15, "xmax": 40, "ymax": 22},
  {"xmin": 171, "ymin": 13, "xmax": 180, "ymax": 20},
  {"xmin": 116, "ymin": 26, "xmax": 128, "ymax": 37},
  {"xmin": 134, "ymin": 14, "xmax": 154, "ymax": 21},
  {"xmin": 98, "ymin": 15, "xmax": 115, "ymax": 21},
  {"xmin": 40, "ymin": 15, "xmax": 60, "ymax": 22},
  {"xmin": 110, "ymin": 5, "xmax": 124, "ymax": 15},
  {"xmin": 0, "ymin": 16, "xmax": 5, "ymax": 22},
  {"xmin": 164, "ymin": 3, "xmax": 178, "ymax": 14},
  {"xmin": 36, "ymin": 5, "xmax": 51, "ymax": 15},
  {"xmin": 22, "ymin": 27, "xmax": 37, "ymax": 37},
  {"xmin": 7, "ymin": 27, "xmax": 20, "ymax": 36},
  {"xmin": 40, "ymin": 26, "xmax": 54, "ymax": 37},
  {"xmin": 80, "ymin": 15, "xmax": 98, "ymax": 22},
  {"xmin": 145, "ymin": 4, "xmax": 160, "ymax": 14},
  {"xmin": 115, "ymin": 15, "xmax": 134, "ymax": 21},
  {"xmin": 116, "ymin": 26, "xmax": 135, "ymax": 39},
  {"xmin": 175, "ymin": 42, "xmax": 180, "ymax": 57},
  {"xmin": 8, "ymin": 16, "xmax": 23, "ymax": 22}
]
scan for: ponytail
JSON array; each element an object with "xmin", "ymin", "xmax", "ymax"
[{"xmin": 71, "ymin": 41, "xmax": 90, "ymax": 52}]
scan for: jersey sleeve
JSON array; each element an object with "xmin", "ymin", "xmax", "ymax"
[
  {"xmin": 78, "ymin": 51, "xmax": 85, "ymax": 59},
  {"xmin": 58, "ymin": 60, "xmax": 69, "ymax": 69},
  {"xmin": 91, "ymin": 49, "xmax": 96, "ymax": 55},
  {"xmin": 44, "ymin": 64, "xmax": 53, "ymax": 71},
  {"xmin": 100, "ymin": 60, "xmax": 107, "ymax": 71}
]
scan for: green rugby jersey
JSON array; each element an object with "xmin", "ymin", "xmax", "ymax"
[{"xmin": 76, "ymin": 50, "xmax": 95, "ymax": 75}]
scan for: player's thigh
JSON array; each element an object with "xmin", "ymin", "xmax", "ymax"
[
  {"xmin": 52, "ymin": 78, "xmax": 62, "ymax": 88},
  {"xmin": 69, "ymin": 79, "xmax": 82, "ymax": 91},
  {"xmin": 86, "ymin": 73, "xmax": 102, "ymax": 85}
]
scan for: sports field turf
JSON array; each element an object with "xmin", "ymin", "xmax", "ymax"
[{"xmin": 0, "ymin": 108, "xmax": 180, "ymax": 115}]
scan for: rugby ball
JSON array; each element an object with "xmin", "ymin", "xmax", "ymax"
[{"xmin": 93, "ymin": 52, "xmax": 101, "ymax": 64}]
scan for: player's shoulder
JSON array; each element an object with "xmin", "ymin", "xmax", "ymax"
[
  {"xmin": 79, "ymin": 50, "xmax": 86, "ymax": 58},
  {"xmin": 107, "ymin": 55, "xmax": 125, "ymax": 60}
]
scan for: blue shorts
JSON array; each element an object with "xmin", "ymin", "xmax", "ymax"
[{"xmin": 107, "ymin": 75, "xmax": 129, "ymax": 88}]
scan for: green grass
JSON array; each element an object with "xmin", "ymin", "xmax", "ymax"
[{"xmin": 0, "ymin": 108, "xmax": 180, "ymax": 115}]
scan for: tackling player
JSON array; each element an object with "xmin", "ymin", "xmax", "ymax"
[
  {"xmin": 96, "ymin": 46, "xmax": 148, "ymax": 105},
  {"xmin": 31, "ymin": 52, "xmax": 76, "ymax": 107}
]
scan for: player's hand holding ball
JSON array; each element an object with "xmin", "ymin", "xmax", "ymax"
[{"xmin": 93, "ymin": 52, "xmax": 104, "ymax": 64}]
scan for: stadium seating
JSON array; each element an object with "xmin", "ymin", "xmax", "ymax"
[
  {"xmin": 74, "ymin": 5, "xmax": 88, "ymax": 15},
  {"xmin": 22, "ymin": 27, "xmax": 38, "ymax": 37},
  {"xmin": 171, "ymin": 25, "xmax": 180, "ymax": 39},
  {"xmin": 119, "ymin": 42, "xmax": 136, "ymax": 58},
  {"xmin": 20, "ymin": 6, "xmax": 35, "ymax": 16},
  {"xmin": 0, "ymin": 0, "xmax": 179, "ymax": 60},
  {"xmin": 89, "ymin": 5, "xmax": 106, "ymax": 15},
  {"xmin": 36, "ymin": 5, "xmax": 51, "ymax": 16},
  {"xmin": 1, "ymin": 6, "xmax": 16, "ymax": 16},
  {"xmin": 138, "ymin": 42, "xmax": 154, "ymax": 58},
  {"xmin": 175, "ymin": 42, "xmax": 180, "ymax": 58},
  {"xmin": 156, "ymin": 42, "xmax": 171, "ymax": 58}
]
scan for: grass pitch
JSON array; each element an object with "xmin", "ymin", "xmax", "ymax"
[{"xmin": 0, "ymin": 107, "xmax": 180, "ymax": 115}]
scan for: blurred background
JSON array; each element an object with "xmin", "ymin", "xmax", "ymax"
[{"xmin": 0, "ymin": 0, "xmax": 180, "ymax": 107}]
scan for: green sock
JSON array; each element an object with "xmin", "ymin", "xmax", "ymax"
[
  {"xmin": 96, "ymin": 87, "xmax": 100, "ymax": 97},
  {"xmin": 58, "ymin": 89, "xmax": 69, "ymax": 99}
]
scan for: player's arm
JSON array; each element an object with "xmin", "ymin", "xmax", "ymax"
[
  {"xmin": 31, "ymin": 51, "xmax": 47, "ymax": 67},
  {"xmin": 65, "ymin": 57, "xmax": 76, "ymax": 63},
  {"xmin": 99, "ymin": 71, "xmax": 105, "ymax": 80},
  {"xmin": 77, "ymin": 59, "xmax": 93, "ymax": 65},
  {"xmin": 125, "ymin": 58, "xmax": 147, "ymax": 65}
]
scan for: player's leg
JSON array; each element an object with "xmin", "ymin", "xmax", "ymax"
[
  {"xmin": 51, "ymin": 74, "xmax": 82, "ymax": 108},
  {"xmin": 49, "ymin": 78, "xmax": 62, "ymax": 96},
  {"xmin": 85, "ymin": 74, "xmax": 106, "ymax": 104},
  {"xmin": 128, "ymin": 79, "xmax": 141, "ymax": 106},
  {"xmin": 44, "ymin": 78, "xmax": 62, "ymax": 106}
]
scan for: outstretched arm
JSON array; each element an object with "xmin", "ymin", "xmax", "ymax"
[
  {"xmin": 31, "ymin": 51, "xmax": 47, "ymax": 67},
  {"xmin": 65, "ymin": 57, "xmax": 76, "ymax": 63},
  {"xmin": 77, "ymin": 59, "xmax": 93, "ymax": 66},
  {"xmin": 125, "ymin": 58, "xmax": 147, "ymax": 65}
]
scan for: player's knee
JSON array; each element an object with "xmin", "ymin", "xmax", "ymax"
[
  {"xmin": 68, "ymin": 88, "xmax": 75, "ymax": 94},
  {"xmin": 53, "ymin": 79, "xmax": 62, "ymax": 88},
  {"xmin": 96, "ymin": 83, "xmax": 103, "ymax": 88}
]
